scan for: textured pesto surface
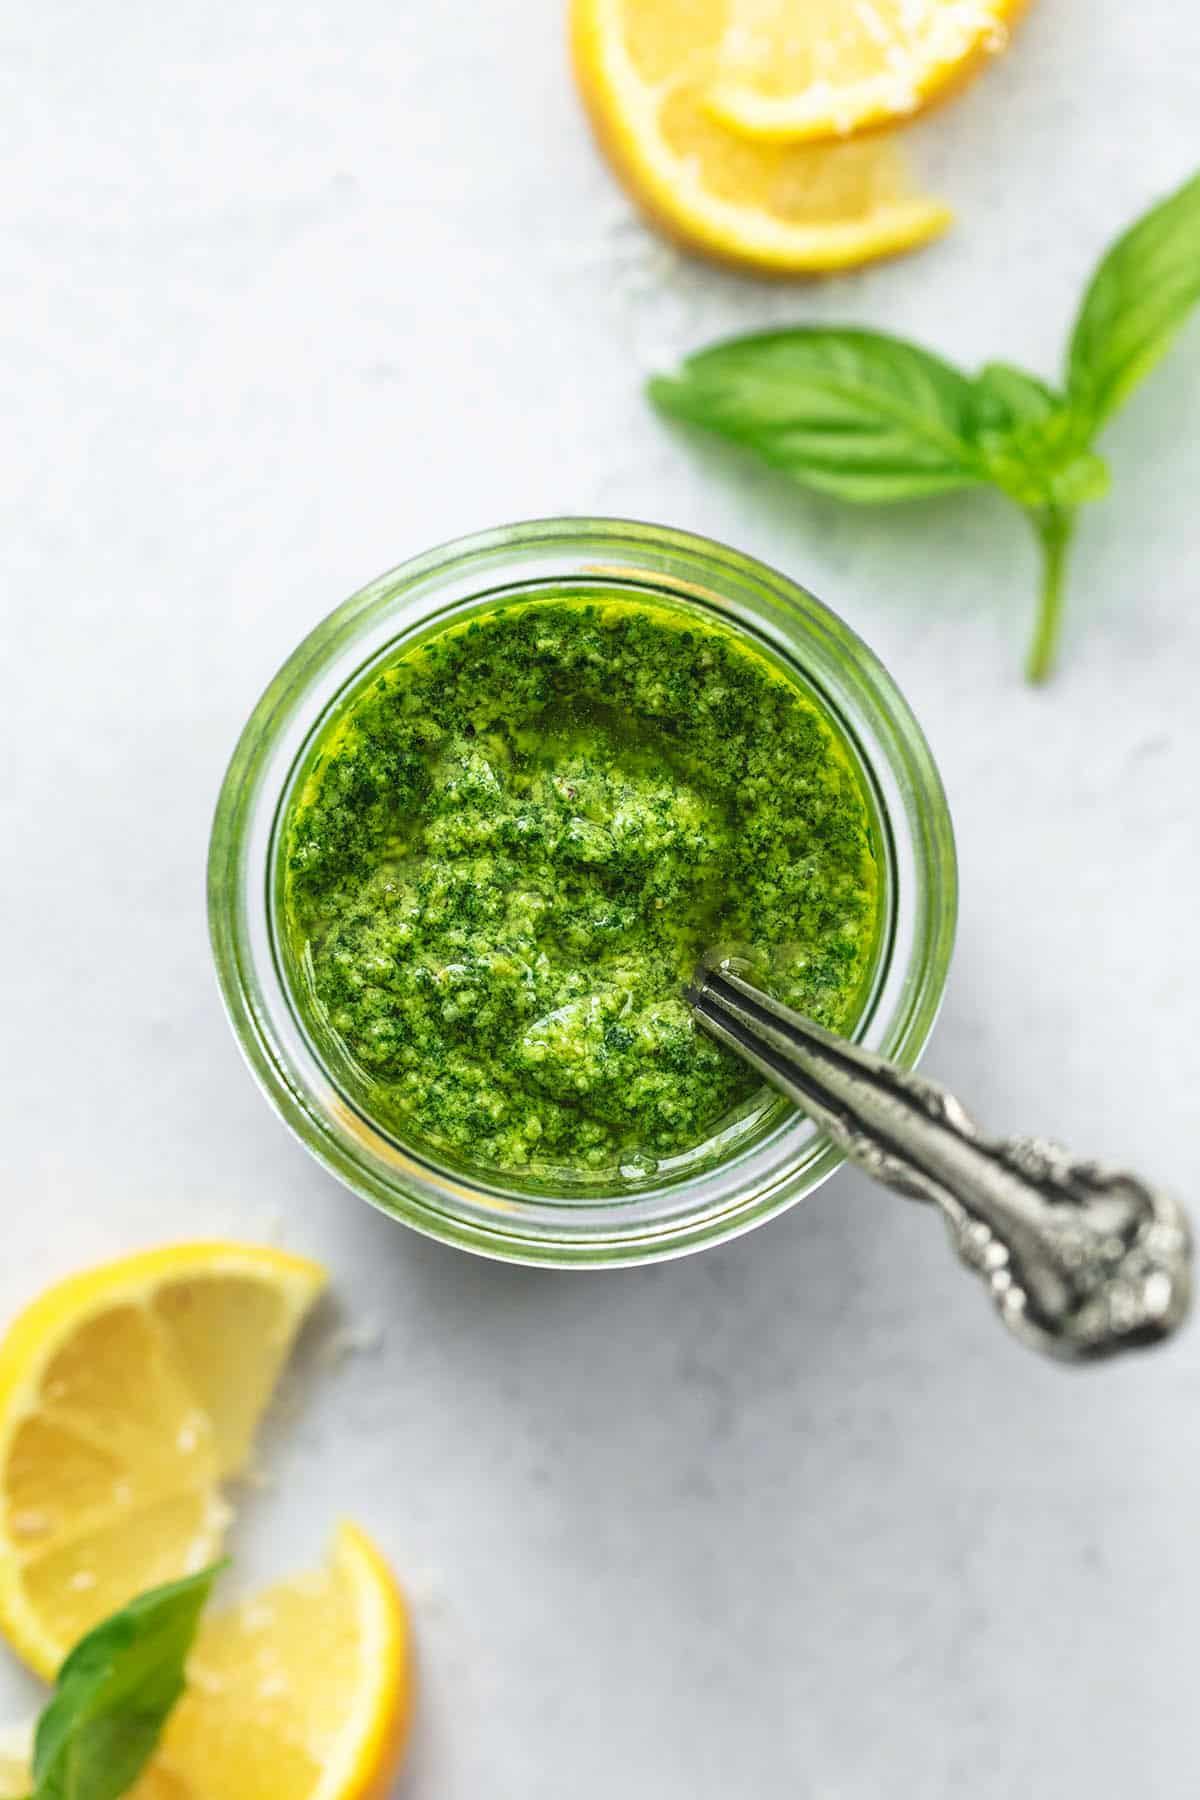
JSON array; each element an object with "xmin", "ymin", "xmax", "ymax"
[{"xmin": 283, "ymin": 599, "xmax": 880, "ymax": 1177}]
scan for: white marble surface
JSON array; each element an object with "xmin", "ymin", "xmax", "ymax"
[{"xmin": 3, "ymin": 1, "xmax": 1200, "ymax": 1793}]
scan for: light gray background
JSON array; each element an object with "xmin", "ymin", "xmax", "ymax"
[{"xmin": 3, "ymin": 2, "xmax": 1199, "ymax": 1794}]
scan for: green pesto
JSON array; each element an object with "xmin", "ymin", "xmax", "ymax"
[{"xmin": 282, "ymin": 598, "xmax": 881, "ymax": 1178}]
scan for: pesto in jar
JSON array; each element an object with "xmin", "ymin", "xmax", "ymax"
[{"xmin": 282, "ymin": 597, "xmax": 881, "ymax": 1178}]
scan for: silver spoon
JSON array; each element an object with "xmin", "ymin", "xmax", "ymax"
[{"xmin": 686, "ymin": 961, "xmax": 1191, "ymax": 1363}]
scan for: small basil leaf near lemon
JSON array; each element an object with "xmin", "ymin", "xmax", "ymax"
[
  {"xmin": 26, "ymin": 1566, "xmax": 222, "ymax": 1800},
  {"xmin": 649, "ymin": 166, "xmax": 1200, "ymax": 682}
]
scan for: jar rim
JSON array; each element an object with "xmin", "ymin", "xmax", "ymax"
[{"xmin": 208, "ymin": 517, "xmax": 957, "ymax": 1265}]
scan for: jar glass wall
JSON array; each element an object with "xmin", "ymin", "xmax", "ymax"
[{"xmin": 208, "ymin": 519, "xmax": 957, "ymax": 1265}]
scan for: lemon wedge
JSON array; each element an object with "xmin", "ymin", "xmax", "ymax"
[
  {"xmin": 0, "ymin": 1524, "xmax": 411, "ymax": 1800},
  {"xmin": 0, "ymin": 1725, "xmax": 30, "ymax": 1799},
  {"xmin": 707, "ymin": 0, "xmax": 1025, "ymax": 143},
  {"xmin": 0, "ymin": 1243, "xmax": 326, "ymax": 1677},
  {"xmin": 152, "ymin": 1523, "xmax": 410, "ymax": 1800},
  {"xmin": 571, "ymin": 0, "xmax": 951, "ymax": 273}
]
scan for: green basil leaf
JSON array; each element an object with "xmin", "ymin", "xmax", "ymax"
[
  {"xmin": 972, "ymin": 362, "xmax": 1060, "ymax": 433},
  {"xmin": 649, "ymin": 329, "xmax": 985, "ymax": 503},
  {"xmin": 1067, "ymin": 167, "xmax": 1200, "ymax": 433},
  {"xmin": 1045, "ymin": 449, "xmax": 1111, "ymax": 508},
  {"xmin": 30, "ymin": 1565, "xmax": 223, "ymax": 1800},
  {"xmin": 976, "ymin": 396, "xmax": 1111, "ymax": 510}
]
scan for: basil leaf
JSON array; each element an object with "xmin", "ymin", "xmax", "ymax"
[
  {"xmin": 646, "ymin": 168, "xmax": 1200, "ymax": 681},
  {"xmin": 30, "ymin": 1565, "xmax": 222, "ymax": 1800},
  {"xmin": 1067, "ymin": 168, "xmax": 1200, "ymax": 432},
  {"xmin": 971, "ymin": 362, "xmax": 1060, "ymax": 433},
  {"xmin": 977, "ymin": 399, "xmax": 1111, "ymax": 510},
  {"xmin": 1044, "ymin": 449, "xmax": 1111, "ymax": 508},
  {"xmin": 649, "ymin": 329, "xmax": 985, "ymax": 502}
]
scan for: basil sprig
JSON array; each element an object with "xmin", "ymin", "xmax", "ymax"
[
  {"xmin": 649, "ymin": 167, "xmax": 1200, "ymax": 681},
  {"xmin": 21, "ymin": 1565, "xmax": 222, "ymax": 1800}
]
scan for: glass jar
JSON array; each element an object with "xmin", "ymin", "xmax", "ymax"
[{"xmin": 208, "ymin": 519, "xmax": 956, "ymax": 1265}]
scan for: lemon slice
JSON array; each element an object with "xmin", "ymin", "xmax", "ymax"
[
  {"xmin": 152, "ymin": 1523, "xmax": 410, "ymax": 1800},
  {"xmin": 707, "ymin": 0, "xmax": 1025, "ymax": 143},
  {"xmin": 0, "ymin": 1524, "xmax": 411, "ymax": 1800},
  {"xmin": 0, "ymin": 1725, "xmax": 29, "ymax": 1799},
  {"xmin": 0, "ymin": 1243, "xmax": 326, "ymax": 1677},
  {"xmin": 571, "ymin": 0, "xmax": 951, "ymax": 273}
]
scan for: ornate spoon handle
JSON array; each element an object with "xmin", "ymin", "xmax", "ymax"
[{"xmin": 688, "ymin": 965, "xmax": 1191, "ymax": 1362}]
